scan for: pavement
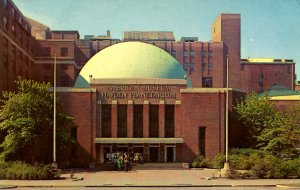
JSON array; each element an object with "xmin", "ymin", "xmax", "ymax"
[{"xmin": 0, "ymin": 168, "xmax": 299, "ymax": 188}]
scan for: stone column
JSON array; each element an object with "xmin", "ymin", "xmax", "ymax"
[
  {"xmin": 111, "ymin": 100, "xmax": 118, "ymax": 138},
  {"xmin": 127, "ymin": 100, "xmax": 133, "ymax": 138},
  {"xmin": 174, "ymin": 101, "xmax": 181, "ymax": 137},
  {"xmin": 143, "ymin": 100, "xmax": 149, "ymax": 138},
  {"xmin": 159, "ymin": 100, "xmax": 165, "ymax": 138}
]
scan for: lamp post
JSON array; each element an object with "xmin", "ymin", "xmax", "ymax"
[
  {"xmin": 223, "ymin": 54, "xmax": 230, "ymax": 173},
  {"xmin": 53, "ymin": 53, "xmax": 57, "ymax": 168}
]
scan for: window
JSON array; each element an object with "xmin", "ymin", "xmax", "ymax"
[
  {"xmin": 202, "ymin": 63, "xmax": 206, "ymax": 71},
  {"xmin": 117, "ymin": 105, "xmax": 127, "ymax": 137},
  {"xmin": 149, "ymin": 105, "xmax": 159, "ymax": 137},
  {"xmin": 133, "ymin": 105, "xmax": 143, "ymax": 137},
  {"xmin": 202, "ymin": 77, "xmax": 213, "ymax": 87},
  {"xmin": 190, "ymin": 51, "xmax": 194, "ymax": 57},
  {"xmin": 11, "ymin": 8, "xmax": 14, "ymax": 17},
  {"xmin": 3, "ymin": 17, "xmax": 7, "ymax": 29},
  {"xmin": 198, "ymin": 127, "xmax": 206, "ymax": 156},
  {"xmin": 208, "ymin": 63, "xmax": 213, "ymax": 70},
  {"xmin": 18, "ymin": 16, "xmax": 22, "ymax": 24},
  {"xmin": 201, "ymin": 51, "xmax": 206, "ymax": 56},
  {"xmin": 3, "ymin": 0, "xmax": 7, "ymax": 9},
  {"xmin": 171, "ymin": 51, "xmax": 176, "ymax": 57},
  {"xmin": 165, "ymin": 105, "xmax": 175, "ymax": 137},
  {"xmin": 101, "ymin": 104, "xmax": 111, "ymax": 137},
  {"xmin": 190, "ymin": 63, "xmax": 195, "ymax": 72},
  {"xmin": 11, "ymin": 25, "xmax": 15, "ymax": 35},
  {"xmin": 61, "ymin": 47, "xmax": 68, "ymax": 57},
  {"xmin": 183, "ymin": 63, "xmax": 188, "ymax": 71},
  {"xmin": 208, "ymin": 51, "xmax": 213, "ymax": 56},
  {"xmin": 183, "ymin": 51, "xmax": 188, "ymax": 57}
]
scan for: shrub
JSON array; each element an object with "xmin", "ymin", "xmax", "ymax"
[
  {"xmin": 0, "ymin": 161, "xmax": 58, "ymax": 180},
  {"xmin": 229, "ymin": 154, "xmax": 250, "ymax": 170},
  {"xmin": 212, "ymin": 154, "xmax": 225, "ymax": 169},
  {"xmin": 191, "ymin": 154, "xmax": 211, "ymax": 168}
]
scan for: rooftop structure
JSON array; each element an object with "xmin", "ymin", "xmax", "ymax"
[{"xmin": 124, "ymin": 31, "xmax": 175, "ymax": 41}]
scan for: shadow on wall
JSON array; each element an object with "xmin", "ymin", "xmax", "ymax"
[{"xmin": 59, "ymin": 142, "xmax": 94, "ymax": 168}]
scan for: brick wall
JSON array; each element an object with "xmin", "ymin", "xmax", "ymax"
[
  {"xmin": 241, "ymin": 63, "xmax": 294, "ymax": 93},
  {"xmin": 57, "ymin": 90, "xmax": 97, "ymax": 164}
]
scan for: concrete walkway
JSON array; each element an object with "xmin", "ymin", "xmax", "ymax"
[{"xmin": 0, "ymin": 169, "xmax": 299, "ymax": 188}]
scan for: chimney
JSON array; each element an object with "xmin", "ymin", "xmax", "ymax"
[{"xmin": 107, "ymin": 30, "xmax": 110, "ymax": 37}]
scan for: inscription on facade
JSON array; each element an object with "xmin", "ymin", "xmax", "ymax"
[{"xmin": 100, "ymin": 85, "xmax": 177, "ymax": 99}]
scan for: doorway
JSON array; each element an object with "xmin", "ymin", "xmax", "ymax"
[
  {"xmin": 165, "ymin": 145, "xmax": 176, "ymax": 162},
  {"xmin": 102, "ymin": 146, "xmax": 112, "ymax": 163},
  {"xmin": 149, "ymin": 147, "xmax": 159, "ymax": 162}
]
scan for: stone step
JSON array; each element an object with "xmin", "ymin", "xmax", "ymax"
[{"xmin": 130, "ymin": 162, "xmax": 187, "ymax": 170}]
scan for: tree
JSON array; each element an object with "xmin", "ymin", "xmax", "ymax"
[
  {"xmin": 234, "ymin": 92, "xmax": 300, "ymax": 155},
  {"xmin": 0, "ymin": 78, "xmax": 75, "ymax": 164}
]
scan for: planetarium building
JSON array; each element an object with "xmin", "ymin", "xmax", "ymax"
[{"xmin": 57, "ymin": 42, "xmax": 237, "ymax": 164}]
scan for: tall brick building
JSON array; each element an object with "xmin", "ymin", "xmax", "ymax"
[{"xmin": 0, "ymin": 0, "xmax": 297, "ymax": 164}]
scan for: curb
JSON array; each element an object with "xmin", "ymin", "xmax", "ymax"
[
  {"xmin": 2, "ymin": 184, "xmax": 283, "ymax": 188},
  {"xmin": 0, "ymin": 186, "xmax": 17, "ymax": 189},
  {"xmin": 276, "ymin": 184, "xmax": 300, "ymax": 189}
]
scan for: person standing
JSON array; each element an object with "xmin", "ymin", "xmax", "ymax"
[{"xmin": 124, "ymin": 154, "xmax": 129, "ymax": 172}]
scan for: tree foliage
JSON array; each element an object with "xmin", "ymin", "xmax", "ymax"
[
  {"xmin": 0, "ymin": 78, "xmax": 75, "ymax": 163},
  {"xmin": 234, "ymin": 92, "xmax": 300, "ymax": 156}
]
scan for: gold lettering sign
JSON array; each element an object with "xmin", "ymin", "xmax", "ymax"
[{"xmin": 101, "ymin": 85, "xmax": 176, "ymax": 99}]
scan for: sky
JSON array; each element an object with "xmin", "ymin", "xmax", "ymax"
[{"xmin": 13, "ymin": 0, "xmax": 300, "ymax": 80}]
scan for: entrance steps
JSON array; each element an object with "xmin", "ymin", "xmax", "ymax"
[
  {"xmin": 92, "ymin": 162, "xmax": 189, "ymax": 171},
  {"xmin": 131, "ymin": 162, "xmax": 187, "ymax": 170}
]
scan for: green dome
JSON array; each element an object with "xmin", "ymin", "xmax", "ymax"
[{"xmin": 74, "ymin": 42, "xmax": 189, "ymax": 87}]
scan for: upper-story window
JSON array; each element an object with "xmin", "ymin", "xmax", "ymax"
[
  {"xmin": 202, "ymin": 77, "xmax": 213, "ymax": 87},
  {"xmin": 12, "ymin": 8, "xmax": 15, "ymax": 18},
  {"xmin": 171, "ymin": 51, "xmax": 176, "ymax": 57},
  {"xmin": 4, "ymin": 0, "xmax": 7, "ymax": 9},
  {"xmin": 3, "ymin": 17, "xmax": 7, "ymax": 29},
  {"xmin": 18, "ymin": 16, "xmax": 22, "ymax": 24},
  {"xmin": 183, "ymin": 63, "xmax": 188, "ymax": 71},
  {"xmin": 208, "ymin": 63, "xmax": 213, "ymax": 70},
  {"xmin": 190, "ymin": 51, "xmax": 194, "ymax": 57},
  {"xmin": 61, "ymin": 47, "xmax": 68, "ymax": 57},
  {"xmin": 190, "ymin": 62, "xmax": 195, "ymax": 72},
  {"xmin": 183, "ymin": 51, "xmax": 188, "ymax": 57}
]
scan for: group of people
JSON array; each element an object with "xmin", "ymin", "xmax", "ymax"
[{"xmin": 105, "ymin": 151, "xmax": 144, "ymax": 172}]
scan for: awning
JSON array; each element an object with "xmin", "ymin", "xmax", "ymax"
[{"xmin": 94, "ymin": 138, "xmax": 184, "ymax": 144}]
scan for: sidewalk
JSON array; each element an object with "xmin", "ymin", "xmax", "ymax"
[{"xmin": 0, "ymin": 169, "xmax": 299, "ymax": 188}]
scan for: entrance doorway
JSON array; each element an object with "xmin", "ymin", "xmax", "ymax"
[
  {"xmin": 149, "ymin": 147, "xmax": 159, "ymax": 162},
  {"xmin": 165, "ymin": 145, "xmax": 176, "ymax": 162},
  {"xmin": 102, "ymin": 146, "xmax": 112, "ymax": 163}
]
